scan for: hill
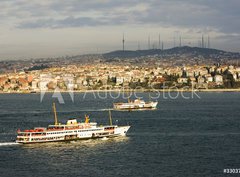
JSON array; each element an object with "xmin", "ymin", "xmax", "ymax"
[{"xmin": 103, "ymin": 46, "xmax": 240, "ymax": 60}]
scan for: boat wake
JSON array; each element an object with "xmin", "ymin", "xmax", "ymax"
[
  {"xmin": 101, "ymin": 137, "xmax": 109, "ymax": 141},
  {"xmin": 0, "ymin": 142, "xmax": 19, "ymax": 146},
  {"xmin": 77, "ymin": 108, "xmax": 114, "ymax": 112}
]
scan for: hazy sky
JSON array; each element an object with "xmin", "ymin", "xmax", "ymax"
[{"xmin": 0, "ymin": 0, "xmax": 239, "ymax": 60}]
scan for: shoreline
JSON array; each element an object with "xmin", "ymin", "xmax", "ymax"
[{"xmin": 1, "ymin": 88, "xmax": 240, "ymax": 94}]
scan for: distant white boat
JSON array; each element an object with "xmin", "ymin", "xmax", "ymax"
[{"xmin": 113, "ymin": 98, "xmax": 158, "ymax": 110}]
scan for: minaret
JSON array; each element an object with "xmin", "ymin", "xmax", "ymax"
[
  {"xmin": 202, "ymin": 34, "xmax": 204, "ymax": 48},
  {"xmin": 162, "ymin": 42, "xmax": 164, "ymax": 50},
  {"xmin": 122, "ymin": 33, "xmax": 125, "ymax": 51}
]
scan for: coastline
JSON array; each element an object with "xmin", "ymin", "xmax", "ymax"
[{"xmin": 1, "ymin": 88, "xmax": 240, "ymax": 94}]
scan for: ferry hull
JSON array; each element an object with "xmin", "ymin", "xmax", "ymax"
[{"xmin": 16, "ymin": 136, "xmax": 116, "ymax": 144}]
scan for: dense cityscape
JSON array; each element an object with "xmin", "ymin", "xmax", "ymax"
[
  {"xmin": 2, "ymin": 1, "xmax": 240, "ymax": 177},
  {"xmin": 1, "ymin": 47, "xmax": 240, "ymax": 93}
]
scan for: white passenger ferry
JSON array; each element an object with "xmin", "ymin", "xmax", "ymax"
[
  {"xmin": 114, "ymin": 98, "xmax": 158, "ymax": 110},
  {"xmin": 16, "ymin": 103, "xmax": 130, "ymax": 144}
]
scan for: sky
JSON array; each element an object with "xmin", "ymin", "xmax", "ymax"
[{"xmin": 0, "ymin": 0, "xmax": 240, "ymax": 60}]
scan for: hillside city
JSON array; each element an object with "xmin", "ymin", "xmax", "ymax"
[
  {"xmin": 1, "ymin": 63, "xmax": 240, "ymax": 93},
  {"xmin": 0, "ymin": 47, "xmax": 240, "ymax": 93}
]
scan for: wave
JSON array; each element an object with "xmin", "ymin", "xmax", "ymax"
[
  {"xmin": 0, "ymin": 108, "xmax": 114, "ymax": 116},
  {"xmin": 78, "ymin": 108, "xmax": 114, "ymax": 112},
  {"xmin": 0, "ymin": 142, "xmax": 19, "ymax": 146}
]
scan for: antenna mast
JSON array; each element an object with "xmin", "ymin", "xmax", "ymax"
[
  {"xmin": 159, "ymin": 34, "xmax": 161, "ymax": 49},
  {"xmin": 208, "ymin": 35, "xmax": 210, "ymax": 48},
  {"xmin": 122, "ymin": 33, "xmax": 125, "ymax": 51},
  {"xmin": 173, "ymin": 36, "xmax": 176, "ymax": 48},
  {"xmin": 109, "ymin": 109, "xmax": 112, "ymax": 126},
  {"xmin": 179, "ymin": 36, "xmax": 182, "ymax": 47},
  {"xmin": 52, "ymin": 102, "xmax": 58, "ymax": 125},
  {"xmin": 148, "ymin": 35, "xmax": 150, "ymax": 50}
]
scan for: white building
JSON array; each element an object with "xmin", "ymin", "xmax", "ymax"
[
  {"xmin": 63, "ymin": 74, "xmax": 74, "ymax": 90},
  {"xmin": 214, "ymin": 75, "xmax": 223, "ymax": 85},
  {"xmin": 206, "ymin": 76, "xmax": 213, "ymax": 82},
  {"xmin": 116, "ymin": 77, "xmax": 124, "ymax": 85},
  {"xmin": 31, "ymin": 79, "xmax": 39, "ymax": 90},
  {"xmin": 39, "ymin": 74, "xmax": 53, "ymax": 90},
  {"xmin": 177, "ymin": 78, "xmax": 188, "ymax": 84}
]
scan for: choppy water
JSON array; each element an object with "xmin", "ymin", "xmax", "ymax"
[{"xmin": 0, "ymin": 92, "xmax": 240, "ymax": 177}]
